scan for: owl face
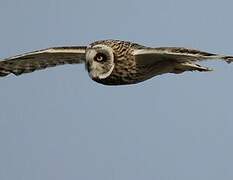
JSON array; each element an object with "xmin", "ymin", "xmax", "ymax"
[{"xmin": 85, "ymin": 44, "xmax": 115, "ymax": 81}]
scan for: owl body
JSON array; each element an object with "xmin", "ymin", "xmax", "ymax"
[
  {"xmin": 89, "ymin": 40, "xmax": 172, "ymax": 85},
  {"xmin": 0, "ymin": 39, "xmax": 233, "ymax": 85}
]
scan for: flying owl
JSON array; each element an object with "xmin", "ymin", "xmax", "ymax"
[{"xmin": 0, "ymin": 39, "xmax": 232, "ymax": 85}]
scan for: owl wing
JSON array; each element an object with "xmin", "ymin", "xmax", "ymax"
[
  {"xmin": 0, "ymin": 46, "xmax": 87, "ymax": 77},
  {"xmin": 133, "ymin": 47, "xmax": 233, "ymax": 71}
]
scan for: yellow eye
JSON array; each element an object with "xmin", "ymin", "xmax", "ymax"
[{"xmin": 94, "ymin": 53, "xmax": 107, "ymax": 62}]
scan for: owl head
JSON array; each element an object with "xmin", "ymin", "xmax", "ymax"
[{"xmin": 85, "ymin": 43, "xmax": 115, "ymax": 81}]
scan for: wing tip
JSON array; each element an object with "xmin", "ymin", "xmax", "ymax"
[{"xmin": 223, "ymin": 56, "xmax": 233, "ymax": 64}]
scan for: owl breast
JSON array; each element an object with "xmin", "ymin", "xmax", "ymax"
[{"xmin": 93, "ymin": 53, "xmax": 139, "ymax": 85}]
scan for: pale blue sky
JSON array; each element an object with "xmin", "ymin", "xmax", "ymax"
[{"xmin": 0, "ymin": 0, "xmax": 233, "ymax": 179}]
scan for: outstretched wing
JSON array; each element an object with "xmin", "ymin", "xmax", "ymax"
[
  {"xmin": 133, "ymin": 47, "xmax": 233, "ymax": 73},
  {"xmin": 133, "ymin": 47, "xmax": 233, "ymax": 64},
  {"xmin": 0, "ymin": 46, "xmax": 87, "ymax": 77}
]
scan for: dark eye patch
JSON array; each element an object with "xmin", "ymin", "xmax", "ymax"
[{"xmin": 94, "ymin": 53, "xmax": 108, "ymax": 62}]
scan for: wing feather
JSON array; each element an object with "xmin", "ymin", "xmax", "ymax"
[
  {"xmin": 0, "ymin": 46, "xmax": 86, "ymax": 77},
  {"xmin": 133, "ymin": 47, "xmax": 233, "ymax": 65}
]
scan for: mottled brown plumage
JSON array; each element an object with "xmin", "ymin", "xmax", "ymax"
[{"xmin": 0, "ymin": 39, "xmax": 233, "ymax": 85}]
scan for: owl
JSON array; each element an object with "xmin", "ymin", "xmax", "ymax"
[{"xmin": 0, "ymin": 39, "xmax": 232, "ymax": 85}]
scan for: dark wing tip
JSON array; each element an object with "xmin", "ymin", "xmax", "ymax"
[{"xmin": 223, "ymin": 56, "xmax": 233, "ymax": 63}]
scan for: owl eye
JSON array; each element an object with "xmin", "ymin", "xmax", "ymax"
[{"xmin": 94, "ymin": 53, "xmax": 107, "ymax": 62}]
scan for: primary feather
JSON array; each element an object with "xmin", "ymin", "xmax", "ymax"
[{"xmin": 0, "ymin": 46, "xmax": 86, "ymax": 76}]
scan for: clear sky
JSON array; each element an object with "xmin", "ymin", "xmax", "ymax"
[{"xmin": 0, "ymin": 0, "xmax": 233, "ymax": 179}]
